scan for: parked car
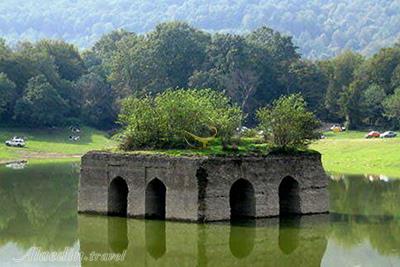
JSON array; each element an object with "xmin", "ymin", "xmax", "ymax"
[
  {"xmin": 365, "ymin": 131, "xmax": 381, "ymax": 139},
  {"xmin": 380, "ymin": 131, "xmax": 397, "ymax": 138},
  {"xmin": 5, "ymin": 137, "xmax": 26, "ymax": 147}
]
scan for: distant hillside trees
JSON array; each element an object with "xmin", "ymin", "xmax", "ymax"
[
  {"xmin": 0, "ymin": 0, "xmax": 400, "ymax": 59},
  {"xmin": 1, "ymin": 21, "xmax": 400, "ymax": 130}
]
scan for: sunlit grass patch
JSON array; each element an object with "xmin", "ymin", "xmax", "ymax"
[{"xmin": 311, "ymin": 131, "xmax": 400, "ymax": 178}]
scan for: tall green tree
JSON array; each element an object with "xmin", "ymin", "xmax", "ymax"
[
  {"xmin": 361, "ymin": 47, "xmax": 400, "ymax": 95},
  {"xmin": 110, "ymin": 22, "xmax": 210, "ymax": 98},
  {"xmin": 36, "ymin": 40, "xmax": 86, "ymax": 81},
  {"xmin": 383, "ymin": 88, "xmax": 400, "ymax": 125},
  {"xmin": 339, "ymin": 80, "xmax": 365, "ymax": 129},
  {"xmin": 323, "ymin": 51, "xmax": 364, "ymax": 120},
  {"xmin": 256, "ymin": 94, "xmax": 320, "ymax": 150},
  {"xmin": 77, "ymin": 73, "xmax": 116, "ymax": 128},
  {"xmin": 285, "ymin": 60, "xmax": 329, "ymax": 117},
  {"xmin": 362, "ymin": 84, "xmax": 387, "ymax": 126},
  {"xmin": 189, "ymin": 33, "xmax": 261, "ymax": 114},
  {"xmin": 0, "ymin": 73, "xmax": 16, "ymax": 119},
  {"xmin": 14, "ymin": 75, "xmax": 68, "ymax": 127}
]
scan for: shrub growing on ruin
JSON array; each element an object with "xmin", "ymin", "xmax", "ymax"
[
  {"xmin": 256, "ymin": 94, "xmax": 320, "ymax": 150},
  {"xmin": 118, "ymin": 88, "xmax": 242, "ymax": 149}
]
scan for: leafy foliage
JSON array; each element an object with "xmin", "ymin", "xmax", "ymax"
[
  {"xmin": 14, "ymin": 75, "xmax": 68, "ymax": 127},
  {"xmin": 76, "ymin": 73, "xmax": 116, "ymax": 128},
  {"xmin": 1, "ymin": 20, "xmax": 400, "ymax": 132},
  {"xmin": 118, "ymin": 89, "xmax": 242, "ymax": 150},
  {"xmin": 383, "ymin": 88, "xmax": 400, "ymax": 125},
  {"xmin": 1, "ymin": 1, "xmax": 400, "ymax": 59},
  {"xmin": 256, "ymin": 94, "xmax": 320, "ymax": 149},
  {"xmin": 0, "ymin": 72, "xmax": 16, "ymax": 118}
]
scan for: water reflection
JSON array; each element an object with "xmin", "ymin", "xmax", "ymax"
[
  {"xmin": 279, "ymin": 216, "xmax": 301, "ymax": 255},
  {"xmin": 329, "ymin": 174, "xmax": 400, "ymax": 218},
  {"xmin": 145, "ymin": 220, "xmax": 166, "ymax": 259},
  {"xmin": 0, "ymin": 163, "xmax": 400, "ymax": 266},
  {"xmin": 0, "ymin": 162, "xmax": 78, "ymax": 251},
  {"xmin": 108, "ymin": 217, "xmax": 128, "ymax": 253},
  {"xmin": 77, "ymin": 215, "xmax": 329, "ymax": 266},
  {"xmin": 229, "ymin": 220, "xmax": 255, "ymax": 258}
]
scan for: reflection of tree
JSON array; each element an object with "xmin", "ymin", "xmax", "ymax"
[
  {"xmin": 0, "ymin": 186, "xmax": 18, "ymax": 231},
  {"xmin": 331, "ymin": 215, "xmax": 400, "ymax": 256},
  {"xmin": 0, "ymin": 162, "xmax": 78, "ymax": 250},
  {"xmin": 381, "ymin": 191, "xmax": 400, "ymax": 216},
  {"xmin": 329, "ymin": 176, "xmax": 400, "ymax": 217},
  {"xmin": 369, "ymin": 221, "xmax": 400, "ymax": 256},
  {"xmin": 329, "ymin": 176, "xmax": 400, "ymax": 256}
]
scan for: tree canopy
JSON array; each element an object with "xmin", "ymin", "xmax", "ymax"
[
  {"xmin": 1, "ymin": 0, "xmax": 400, "ymax": 59},
  {"xmin": 1, "ymin": 21, "xmax": 400, "ymax": 131}
]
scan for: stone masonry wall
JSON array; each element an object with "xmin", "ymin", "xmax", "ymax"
[{"xmin": 78, "ymin": 152, "xmax": 329, "ymax": 222}]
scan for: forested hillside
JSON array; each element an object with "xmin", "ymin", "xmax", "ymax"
[
  {"xmin": 0, "ymin": 0, "xmax": 399, "ymax": 58},
  {"xmin": 1, "ymin": 22, "xmax": 400, "ymax": 131}
]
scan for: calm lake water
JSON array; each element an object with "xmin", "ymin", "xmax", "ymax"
[{"xmin": 0, "ymin": 162, "xmax": 399, "ymax": 267}]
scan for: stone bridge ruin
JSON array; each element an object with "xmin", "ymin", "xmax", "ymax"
[{"xmin": 78, "ymin": 152, "xmax": 329, "ymax": 222}]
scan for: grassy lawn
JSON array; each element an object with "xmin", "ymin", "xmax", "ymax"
[
  {"xmin": 311, "ymin": 131, "xmax": 400, "ymax": 177},
  {"xmin": 2, "ymin": 126, "xmax": 398, "ymax": 178},
  {"xmin": 0, "ymin": 126, "xmax": 116, "ymax": 162}
]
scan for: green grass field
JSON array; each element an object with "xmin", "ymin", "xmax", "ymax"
[
  {"xmin": 2, "ymin": 126, "xmax": 399, "ymax": 178},
  {"xmin": 311, "ymin": 131, "xmax": 400, "ymax": 178},
  {"xmin": 0, "ymin": 127, "xmax": 116, "ymax": 163}
]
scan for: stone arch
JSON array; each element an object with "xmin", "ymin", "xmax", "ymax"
[
  {"xmin": 108, "ymin": 177, "xmax": 129, "ymax": 217},
  {"xmin": 229, "ymin": 179, "xmax": 256, "ymax": 219},
  {"xmin": 279, "ymin": 176, "xmax": 301, "ymax": 216},
  {"xmin": 145, "ymin": 178, "xmax": 166, "ymax": 219}
]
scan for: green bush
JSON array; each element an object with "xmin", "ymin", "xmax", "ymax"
[
  {"xmin": 256, "ymin": 94, "xmax": 320, "ymax": 150},
  {"xmin": 240, "ymin": 128, "xmax": 260, "ymax": 138},
  {"xmin": 118, "ymin": 88, "xmax": 242, "ymax": 150}
]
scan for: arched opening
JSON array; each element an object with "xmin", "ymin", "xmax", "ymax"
[
  {"xmin": 279, "ymin": 176, "xmax": 301, "ymax": 216},
  {"xmin": 145, "ymin": 178, "xmax": 166, "ymax": 219},
  {"xmin": 229, "ymin": 179, "xmax": 256, "ymax": 220},
  {"xmin": 108, "ymin": 177, "xmax": 128, "ymax": 217}
]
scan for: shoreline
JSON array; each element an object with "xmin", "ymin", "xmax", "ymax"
[{"xmin": 0, "ymin": 153, "xmax": 82, "ymax": 166}]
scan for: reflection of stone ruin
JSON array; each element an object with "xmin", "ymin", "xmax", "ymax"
[
  {"xmin": 78, "ymin": 152, "xmax": 329, "ymax": 221},
  {"xmin": 78, "ymin": 215, "xmax": 329, "ymax": 266}
]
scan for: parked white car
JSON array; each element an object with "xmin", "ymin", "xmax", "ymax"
[
  {"xmin": 5, "ymin": 137, "xmax": 26, "ymax": 147},
  {"xmin": 380, "ymin": 131, "xmax": 397, "ymax": 138}
]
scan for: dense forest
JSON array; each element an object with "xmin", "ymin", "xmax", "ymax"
[
  {"xmin": 0, "ymin": 0, "xmax": 400, "ymax": 58},
  {"xmin": 1, "ymin": 22, "xmax": 400, "ymax": 130}
]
